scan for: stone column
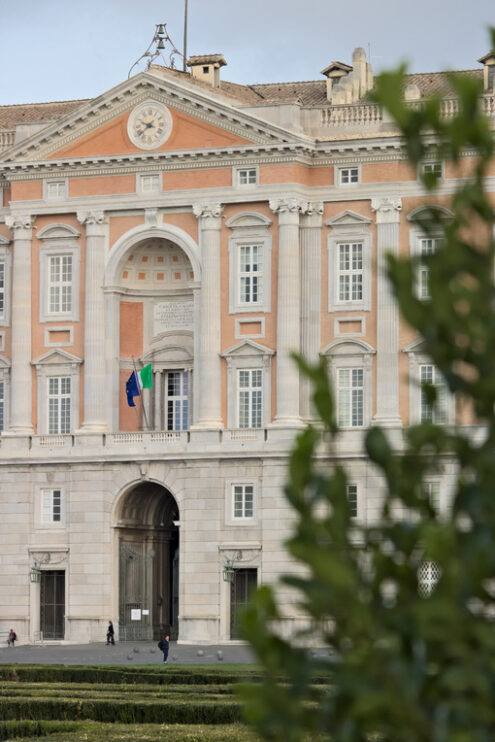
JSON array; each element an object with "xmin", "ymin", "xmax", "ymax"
[
  {"xmin": 77, "ymin": 210, "xmax": 109, "ymax": 432},
  {"xmin": 371, "ymin": 196, "xmax": 402, "ymax": 427},
  {"xmin": 191, "ymin": 203, "xmax": 223, "ymax": 429},
  {"xmin": 6, "ymin": 214, "xmax": 34, "ymax": 433},
  {"xmin": 269, "ymin": 198, "xmax": 307, "ymax": 426},
  {"xmin": 104, "ymin": 290, "xmax": 120, "ymax": 431},
  {"xmin": 300, "ymin": 202, "xmax": 323, "ymax": 421}
]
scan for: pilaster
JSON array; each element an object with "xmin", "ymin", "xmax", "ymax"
[
  {"xmin": 191, "ymin": 203, "xmax": 223, "ymax": 429},
  {"xmin": 371, "ymin": 196, "xmax": 402, "ymax": 427},
  {"xmin": 77, "ymin": 210, "xmax": 109, "ymax": 431},
  {"xmin": 300, "ymin": 202, "xmax": 323, "ymax": 420},
  {"xmin": 6, "ymin": 214, "xmax": 34, "ymax": 433},
  {"xmin": 269, "ymin": 198, "xmax": 307, "ymax": 427}
]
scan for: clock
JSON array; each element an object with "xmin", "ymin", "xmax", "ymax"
[{"xmin": 127, "ymin": 101, "xmax": 172, "ymax": 150}]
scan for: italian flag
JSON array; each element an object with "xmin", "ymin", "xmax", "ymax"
[{"xmin": 137, "ymin": 363, "xmax": 153, "ymax": 389}]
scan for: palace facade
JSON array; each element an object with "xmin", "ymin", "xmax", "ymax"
[{"xmin": 0, "ymin": 47, "xmax": 494, "ymax": 643}]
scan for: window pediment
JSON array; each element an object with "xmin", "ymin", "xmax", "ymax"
[
  {"xmin": 37, "ymin": 223, "xmax": 81, "ymax": 241},
  {"xmin": 32, "ymin": 349, "xmax": 82, "ymax": 368},
  {"xmin": 403, "ymin": 338, "xmax": 426, "ymax": 354},
  {"xmin": 0, "ymin": 235, "xmax": 11, "ymax": 247},
  {"xmin": 406, "ymin": 205, "xmax": 454, "ymax": 223},
  {"xmin": 0, "ymin": 354, "xmax": 11, "ymax": 370},
  {"xmin": 226, "ymin": 212, "xmax": 272, "ymax": 231},
  {"xmin": 221, "ymin": 339, "xmax": 275, "ymax": 360},
  {"xmin": 322, "ymin": 339, "xmax": 376, "ymax": 358},
  {"xmin": 325, "ymin": 211, "xmax": 372, "ymax": 229}
]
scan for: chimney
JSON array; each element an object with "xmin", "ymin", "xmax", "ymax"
[
  {"xmin": 478, "ymin": 51, "xmax": 495, "ymax": 92},
  {"xmin": 186, "ymin": 54, "xmax": 227, "ymax": 88},
  {"xmin": 321, "ymin": 61, "xmax": 353, "ymax": 102}
]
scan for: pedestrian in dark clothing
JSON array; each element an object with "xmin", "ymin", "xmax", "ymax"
[
  {"xmin": 159, "ymin": 634, "xmax": 169, "ymax": 663},
  {"xmin": 7, "ymin": 629, "xmax": 16, "ymax": 647},
  {"xmin": 106, "ymin": 621, "xmax": 115, "ymax": 645}
]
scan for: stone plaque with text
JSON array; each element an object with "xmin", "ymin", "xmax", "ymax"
[{"xmin": 153, "ymin": 300, "xmax": 194, "ymax": 335}]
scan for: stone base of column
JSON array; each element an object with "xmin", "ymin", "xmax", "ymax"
[
  {"xmin": 78, "ymin": 422, "xmax": 109, "ymax": 433},
  {"xmin": 269, "ymin": 416, "xmax": 306, "ymax": 429},
  {"xmin": 6, "ymin": 425, "xmax": 34, "ymax": 435},
  {"xmin": 371, "ymin": 415, "xmax": 403, "ymax": 429},
  {"xmin": 190, "ymin": 420, "xmax": 224, "ymax": 431}
]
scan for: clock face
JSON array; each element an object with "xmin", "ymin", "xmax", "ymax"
[{"xmin": 127, "ymin": 102, "xmax": 172, "ymax": 150}]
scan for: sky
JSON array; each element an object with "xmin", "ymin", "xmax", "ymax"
[{"xmin": 1, "ymin": 0, "xmax": 494, "ymax": 106}]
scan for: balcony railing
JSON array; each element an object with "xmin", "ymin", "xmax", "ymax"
[{"xmin": 0, "ymin": 129, "xmax": 15, "ymax": 153}]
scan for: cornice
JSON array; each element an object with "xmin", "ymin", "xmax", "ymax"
[{"xmin": 3, "ymin": 175, "xmax": 495, "ymax": 222}]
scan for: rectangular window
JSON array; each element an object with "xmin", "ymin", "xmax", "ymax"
[
  {"xmin": 423, "ymin": 481, "xmax": 441, "ymax": 510},
  {"xmin": 140, "ymin": 174, "xmax": 160, "ymax": 193},
  {"xmin": 419, "ymin": 237, "xmax": 443, "ymax": 299},
  {"xmin": 46, "ymin": 180, "xmax": 66, "ymax": 200},
  {"xmin": 239, "ymin": 245, "xmax": 263, "ymax": 304},
  {"xmin": 49, "ymin": 255, "xmax": 73, "ymax": 314},
  {"xmin": 337, "ymin": 368, "xmax": 364, "ymax": 427},
  {"xmin": 48, "ymin": 376, "xmax": 71, "ymax": 434},
  {"xmin": 42, "ymin": 489, "xmax": 62, "ymax": 523},
  {"xmin": 166, "ymin": 371, "xmax": 188, "ymax": 431},
  {"xmin": 347, "ymin": 483, "xmax": 358, "ymax": 518},
  {"xmin": 0, "ymin": 380, "xmax": 4, "ymax": 432},
  {"xmin": 420, "ymin": 364, "xmax": 448, "ymax": 424},
  {"xmin": 421, "ymin": 161, "xmax": 442, "ymax": 177},
  {"xmin": 233, "ymin": 484, "xmax": 254, "ymax": 519},
  {"xmin": 0, "ymin": 262, "xmax": 4, "ymax": 319},
  {"xmin": 338, "ymin": 243, "xmax": 363, "ymax": 302},
  {"xmin": 238, "ymin": 168, "xmax": 257, "ymax": 186},
  {"xmin": 339, "ymin": 167, "xmax": 360, "ymax": 185},
  {"xmin": 238, "ymin": 369, "xmax": 263, "ymax": 428}
]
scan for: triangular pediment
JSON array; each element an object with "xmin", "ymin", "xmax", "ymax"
[
  {"xmin": 325, "ymin": 210, "xmax": 372, "ymax": 228},
  {"xmin": 221, "ymin": 339, "xmax": 275, "ymax": 358},
  {"xmin": 31, "ymin": 349, "xmax": 82, "ymax": 367},
  {"xmin": 4, "ymin": 68, "xmax": 303, "ymax": 164}
]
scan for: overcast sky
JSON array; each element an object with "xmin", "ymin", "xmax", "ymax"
[{"xmin": 1, "ymin": 0, "xmax": 493, "ymax": 106}]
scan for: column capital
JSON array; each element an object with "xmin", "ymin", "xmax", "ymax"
[
  {"xmin": 192, "ymin": 202, "xmax": 223, "ymax": 220},
  {"xmin": 269, "ymin": 197, "xmax": 308, "ymax": 215},
  {"xmin": 371, "ymin": 196, "xmax": 402, "ymax": 224},
  {"xmin": 301, "ymin": 201, "xmax": 324, "ymax": 227},
  {"xmin": 77, "ymin": 210, "xmax": 108, "ymax": 236},
  {"xmin": 5, "ymin": 213, "xmax": 34, "ymax": 236}
]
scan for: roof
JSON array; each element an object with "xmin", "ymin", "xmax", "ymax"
[
  {"xmin": 0, "ymin": 68, "xmax": 485, "ymax": 136},
  {"xmin": 0, "ymin": 99, "xmax": 89, "ymax": 131},
  {"xmin": 186, "ymin": 54, "xmax": 227, "ymax": 67}
]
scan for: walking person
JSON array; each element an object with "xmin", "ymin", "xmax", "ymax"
[
  {"xmin": 7, "ymin": 629, "xmax": 17, "ymax": 647},
  {"xmin": 106, "ymin": 621, "xmax": 115, "ymax": 646},
  {"xmin": 158, "ymin": 634, "xmax": 169, "ymax": 664}
]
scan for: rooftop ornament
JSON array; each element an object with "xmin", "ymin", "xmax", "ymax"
[{"xmin": 128, "ymin": 23, "xmax": 184, "ymax": 78}]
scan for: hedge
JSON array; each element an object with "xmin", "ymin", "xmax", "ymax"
[
  {"xmin": 0, "ymin": 720, "xmax": 78, "ymax": 740},
  {"xmin": 0, "ymin": 665, "xmax": 262, "ymax": 686},
  {"xmin": 0, "ymin": 698, "xmax": 242, "ymax": 725}
]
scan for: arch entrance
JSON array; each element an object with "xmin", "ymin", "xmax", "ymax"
[{"xmin": 116, "ymin": 482, "xmax": 179, "ymax": 641}]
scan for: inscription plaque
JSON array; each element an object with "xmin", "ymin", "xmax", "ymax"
[{"xmin": 154, "ymin": 300, "xmax": 194, "ymax": 335}]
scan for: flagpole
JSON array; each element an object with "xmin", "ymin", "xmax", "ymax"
[{"xmin": 131, "ymin": 355, "xmax": 151, "ymax": 431}]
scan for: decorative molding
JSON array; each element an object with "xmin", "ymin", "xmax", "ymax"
[
  {"xmin": 371, "ymin": 196, "xmax": 402, "ymax": 224},
  {"xmin": 269, "ymin": 197, "xmax": 308, "ymax": 214},
  {"xmin": 192, "ymin": 202, "xmax": 223, "ymax": 219},
  {"xmin": 5, "ymin": 214, "xmax": 34, "ymax": 232},
  {"xmin": 304, "ymin": 201, "xmax": 324, "ymax": 216},
  {"xmin": 76, "ymin": 210, "xmax": 108, "ymax": 226}
]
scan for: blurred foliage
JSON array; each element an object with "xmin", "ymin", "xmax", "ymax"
[{"xmin": 241, "ymin": 30, "xmax": 495, "ymax": 742}]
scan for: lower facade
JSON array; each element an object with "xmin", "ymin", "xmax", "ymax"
[{"xmin": 0, "ymin": 429, "xmax": 459, "ymax": 643}]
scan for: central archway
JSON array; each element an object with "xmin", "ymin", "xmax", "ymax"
[{"xmin": 115, "ymin": 482, "xmax": 179, "ymax": 641}]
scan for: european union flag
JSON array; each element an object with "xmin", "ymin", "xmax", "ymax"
[{"xmin": 126, "ymin": 371, "xmax": 140, "ymax": 407}]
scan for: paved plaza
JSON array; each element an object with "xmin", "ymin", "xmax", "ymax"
[{"xmin": 0, "ymin": 641, "xmax": 255, "ymax": 666}]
